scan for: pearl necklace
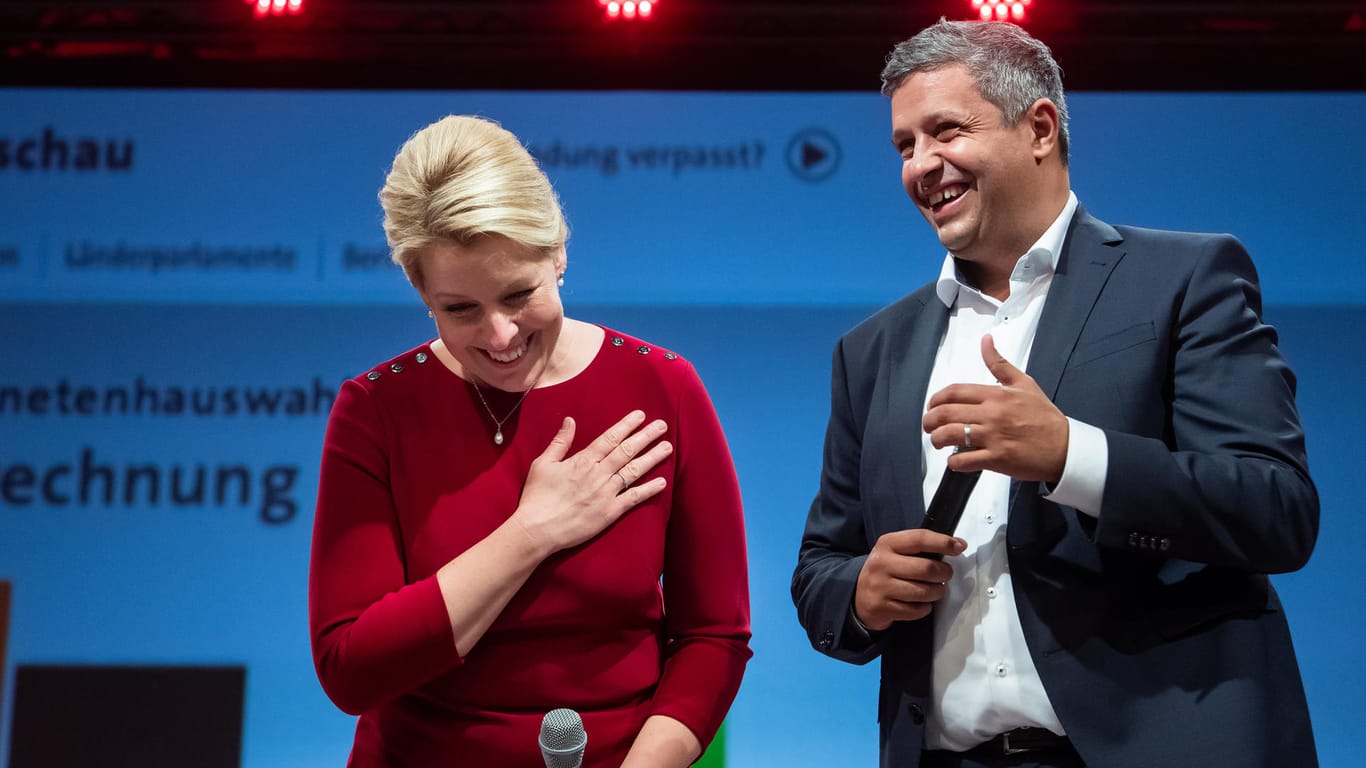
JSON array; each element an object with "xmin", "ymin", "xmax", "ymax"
[{"xmin": 469, "ymin": 379, "xmax": 535, "ymax": 446}]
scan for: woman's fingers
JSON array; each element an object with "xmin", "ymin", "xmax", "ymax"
[
  {"xmin": 574, "ymin": 412, "xmax": 668, "ymax": 492},
  {"xmin": 581, "ymin": 410, "xmax": 647, "ymax": 463},
  {"xmin": 614, "ymin": 438, "xmax": 673, "ymax": 490},
  {"xmin": 614, "ymin": 476, "xmax": 668, "ymax": 510},
  {"xmin": 539, "ymin": 417, "xmax": 576, "ymax": 462},
  {"xmin": 605, "ymin": 418, "xmax": 667, "ymax": 470}
]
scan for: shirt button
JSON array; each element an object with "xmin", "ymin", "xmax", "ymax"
[
  {"xmin": 986, "ymin": 587, "xmax": 998, "ymax": 598},
  {"xmin": 984, "ymin": 514, "xmax": 995, "ymax": 524},
  {"xmin": 995, "ymin": 663, "xmax": 1008, "ymax": 677}
]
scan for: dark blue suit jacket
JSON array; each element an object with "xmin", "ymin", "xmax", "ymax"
[{"xmin": 792, "ymin": 207, "xmax": 1319, "ymax": 768}]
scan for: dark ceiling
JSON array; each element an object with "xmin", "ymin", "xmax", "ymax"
[{"xmin": 3, "ymin": 0, "xmax": 1365, "ymax": 91}]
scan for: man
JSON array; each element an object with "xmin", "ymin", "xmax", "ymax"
[{"xmin": 791, "ymin": 19, "xmax": 1318, "ymax": 768}]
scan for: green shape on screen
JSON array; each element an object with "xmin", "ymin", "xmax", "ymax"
[{"xmin": 695, "ymin": 721, "xmax": 726, "ymax": 768}]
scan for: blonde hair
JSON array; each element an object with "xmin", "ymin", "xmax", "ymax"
[{"xmin": 379, "ymin": 115, "xmax": 569, "ymax": 285}]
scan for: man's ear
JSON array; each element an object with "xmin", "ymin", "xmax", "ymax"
[{"xmin": 1026, "ymin": 98, "xmax": 1061, "ymax": 162}]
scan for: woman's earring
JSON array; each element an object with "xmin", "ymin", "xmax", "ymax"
[
  {"xmin": 557, "ymin": 274, "xmax": 565, "ymax": 288},
  {"xmin": 427, "ymin": 309, "xmax": 434, "ymax": 318}
]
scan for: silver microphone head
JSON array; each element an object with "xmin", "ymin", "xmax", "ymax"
[{"xmin": 538, "ymin": 708, "xmax": 586, "ymax": 768}]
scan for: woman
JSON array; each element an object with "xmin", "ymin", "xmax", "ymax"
[{"xmin": 308, "ymin": 115, "xmax": 751, "ymax": 767}]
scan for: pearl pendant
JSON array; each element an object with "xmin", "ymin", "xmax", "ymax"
[{"xmin": 494, "ymin": 429, "xmax": 504, "ymax": 446}]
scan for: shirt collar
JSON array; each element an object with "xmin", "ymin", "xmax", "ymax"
[{"xmin": 935, "ymin": 191, "xmax": 1079, "ymax": 308}]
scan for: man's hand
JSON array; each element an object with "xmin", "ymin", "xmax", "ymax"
[
  {"xmin": 922, "ymin": 334, "xmax": 1069, "ymax": 483},
  {"xmin": 854, "ymin": 529, "xmax": 965, "ymax": 631}
]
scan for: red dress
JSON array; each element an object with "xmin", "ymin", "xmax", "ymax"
[{"xmin": 309, "ymin": 328, "xmax": 751, "ymax": 767}]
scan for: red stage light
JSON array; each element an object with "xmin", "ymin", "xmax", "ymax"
[
  {"xmin": 600, "ymin": 0, "xmax": 659, "ymax": 22},
  {"xmin": 247, "ymin": 0, "xmax": 304, "ymax": 18},
  {"xmin": 970, "ymin": 0, "xmax": 1031, "ymax": 23}
]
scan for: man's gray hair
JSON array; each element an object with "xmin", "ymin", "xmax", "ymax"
[{"xmin": 881, "ymin": 19, "xmax": 1070, "ymax": 164}]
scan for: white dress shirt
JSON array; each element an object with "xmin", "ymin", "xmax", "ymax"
[{"xmin": 920, "ymin": 191, "xmax": 1109, "ymax": 750}]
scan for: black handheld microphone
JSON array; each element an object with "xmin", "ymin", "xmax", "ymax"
[
  {"xmin": 539, "ymin": 708, "xmax": 587, "ymax": 768},
  {"xmin": 917, "ymin": 458, "xmax": 982, "ymax": 560}
]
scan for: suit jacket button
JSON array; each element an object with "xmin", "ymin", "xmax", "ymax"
[
  {"xmin": 1159, "ymin": 538, "xmax": 1172, "ymax": 551},
  {"xmin": 817, "ymin": 630, "xmax": 834, "ymax": 650},
  {"xmin": 1128, "ymin": 532, "xmax": 1139, "ymax": 548},
  {"xmin": 908, "ymin": 703, "xmax": 925, "ymax": 724}
]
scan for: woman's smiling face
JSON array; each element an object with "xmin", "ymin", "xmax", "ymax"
[{"xmin": 418, "ymin": 235, "xmax": 566, "ymax": 393}]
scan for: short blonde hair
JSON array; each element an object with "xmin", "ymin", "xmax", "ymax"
[{"xmin": 379, "ymin": 115, "xmax": 569, "ymax": 285}]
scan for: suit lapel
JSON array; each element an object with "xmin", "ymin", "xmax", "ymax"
[
  {"xmin": 886, "ymin": 293, "xmax": 949, "ymax": 519},
  {"xmin": 1009, "ymin": 209, "xmax": 1125, "ymax": 547},
  {"xmin": 1027, "ymin": 207, "xmax": 1126, "ymax": 398}
]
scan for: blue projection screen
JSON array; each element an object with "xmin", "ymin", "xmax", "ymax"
[{"xmin": 2, "ymin": 89, "xmax": 1364, "ymax": 767}]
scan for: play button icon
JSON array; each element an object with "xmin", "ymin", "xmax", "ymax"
[{"xmin": 786, "ymin": 128, "xmax": 841, "ymax": 182}]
